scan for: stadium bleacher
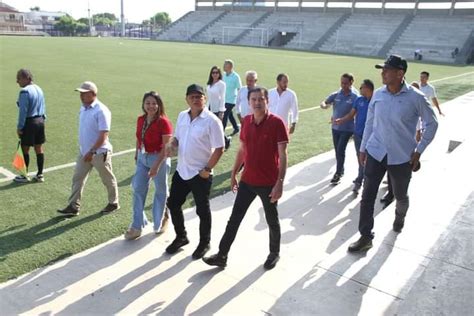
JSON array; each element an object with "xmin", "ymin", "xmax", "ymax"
[{"xmin": 156, "ymin": 0, "xmax": 474, "ymax": 64}]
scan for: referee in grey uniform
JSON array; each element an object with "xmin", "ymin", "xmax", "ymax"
[{"xmin": 14, "ymin": 69, "xmax": 46, "ymax": 183}]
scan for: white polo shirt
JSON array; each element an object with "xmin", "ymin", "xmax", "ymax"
[
  {"xmin": 268, "ymin": 88, "xmax": 299, "ymax": 128},
  {"xmin": 79, "ymin": 99, "xmax": 112, "ymax": 156},
  {"xmin": 174, "ymin": 108, "xmax": 225, "ymax": 180},
  {"xmin": 207, "ymin": 80, "xmax": 226, "ymax": 113},
  {"xmin": 419, "ymin": 83, "xmax": 437, "ymax": 105},
  {"xmin": 236, "ymin": 86, "xmax": 252, "ymax": 118}
]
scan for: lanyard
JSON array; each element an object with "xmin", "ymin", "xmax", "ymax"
[{"xmin": 141, "ymin": 117, "xmax": 154, "ymax": 150}]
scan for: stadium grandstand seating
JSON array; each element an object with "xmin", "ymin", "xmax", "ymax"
[{"xmin": 156, "ymin": 0, "xmax": 474, "ymax": 64}]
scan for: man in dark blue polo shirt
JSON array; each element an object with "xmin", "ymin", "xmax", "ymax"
[
  {"xmin": 321, "ymin": 73, "xmax": 359, "ymax": 184},
  {"xmin": 14, "ymin": 69, "xmax": 46, "ymax": 183}
]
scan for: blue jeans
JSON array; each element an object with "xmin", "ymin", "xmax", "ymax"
[
  {"xmin": 353, "ymin": 133, "xmax": 364, "ymax": 184},
  {"xmin": 131, "ymin": 152, "xmax": 171, "ymax": 231},
  {"xmin": 332, "ymin": 129, "xmax": 353, "ymax": 175}
]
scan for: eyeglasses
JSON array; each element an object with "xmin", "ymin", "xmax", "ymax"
[{"xmin": 212, "ymin": 72, "xmax": 220, "ymax": 74}]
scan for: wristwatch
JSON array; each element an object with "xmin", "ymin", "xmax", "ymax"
[{"xmin": 204, "ymin": 166, "xmax": 212, "ymax": 172}]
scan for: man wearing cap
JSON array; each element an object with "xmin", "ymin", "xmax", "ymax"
[
  {"xmin": 14, "ymin": 69, "xmax": 47, "ymax": 183},
  {"xmin": 203, "ymin": 86, "xmax": 289, "ymax": 270},
  {"xmin": 348, "ymin": 55, "xmax": 438, "ymax": 252},
  {"xmin": 165, "ymin": 84, "xmax": 225, "ymax": 259},
  {"xmin": 268, "ymin": 73, "xmax": 299, "ymax": 134},
  {"xmin": 57, "ymin": 81, "xmax": 120, "ymax": 216}
]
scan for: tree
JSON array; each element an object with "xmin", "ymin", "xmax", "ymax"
[
  {"xmin": 30, "ymin": 6, "xmax": 40, "ymax": 11},
  {"xmin": 92, "ymin": 13, "xmax": 118, "ymax": 27},
  {"xmin": 150, "ymin": 12, "xmax": 171, "ymax": 29},
  {"xmin": 54, "ymin": 15, "xmax": 88, "ymax": 36}
]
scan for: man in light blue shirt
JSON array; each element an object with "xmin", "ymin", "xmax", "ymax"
[
  {"xmin": 222, "ymin": 59, "xmax": 242, "ymax": 135},
  {"xmin": 58, "ymin": 81, "xmax": 119, "ymax": 216},
  {"xmin": 348, "ymin": 55, "xmax": 438, "ymax": 252}
]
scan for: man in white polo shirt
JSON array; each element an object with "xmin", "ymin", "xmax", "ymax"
[
  {"xmin": 58, "ymin": 81, "xmax": 119, "ymax": 216},
  {"xmin": 236, "ymin": 70, "xmax": 258, "ymax": 123},
  {"xmin": 165, "ymin": 84, "xmax": 225, "ymax": 259},
  {"xmin": 268, "ymin": 73, "xmax": 299, "ymax": 134}
]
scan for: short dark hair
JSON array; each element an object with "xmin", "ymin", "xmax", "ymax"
[
  {"xmin": 420, "ymin": 71, "xmax": 430, "ymax": 77},
  {"xmin": 142, "ymin": 91, "xmax": 166, "ymax": 117},
  {"xmin": 342, "ymin": 73, "xmax": 354, "ymax": 82},
  {"xmin": 207, "ymin": 66, "xmax": 222, "ymax": 86},
  {"xmin": 276, "ymin": 73, "xmax": 289, "ymax": 82},
  {"xmin": 362, "ymin": 79, "xmax": 374, "ymax": 91},
  {"xmin": 17, "ymin": 69, "xmax": 33, "ymax": 81},
  {"xmin": 247, "ymin": 86, "xmax": 268, "ymax": 101}
]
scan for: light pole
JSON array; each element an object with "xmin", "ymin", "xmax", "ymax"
[{"xmin": 121, "ymin": 0, "xmax": 125, "ymax": 37}]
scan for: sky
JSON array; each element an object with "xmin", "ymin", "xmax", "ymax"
[{"xmin": 3, "ymin": 0, "xmax": 196, "ymax": 22}]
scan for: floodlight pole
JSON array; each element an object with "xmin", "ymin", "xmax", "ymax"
[
  {"xmin": 88, "ymin": 0, "xmax": 92, "ymax": 36},
  {"xmin": 121, "ymin": 0, "xmax": 125, "ymax": 37}
]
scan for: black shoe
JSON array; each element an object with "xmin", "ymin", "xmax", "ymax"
[
  {"xmin": 330, "ymin": 173, "xmax": 343, "ymax": 184},
  {"xmin": 57, "ymin": 205, "xmax": 79, "ymax": 216},
  {"xmin": 380, "ymin": 192, "xmax": 394, "ymax": 205},
  {"xmin": 166, "ymin": 236, "xmax": 190, "ymax": 254},
  {"xmin": 202, "ymin": 253, "xmax": 227, "ymax": 268},
  {"xmin": 100, "ymin": 203, "xmax": 120, "ymax": 214},
  {"xmin": 231, "ymin": 129, "xmax": 239, "ymax": 136},
  {"xmin": 224, "ymin": 136, "xmax": 231, "ymax": 150},
  {"xmin": 393, "ymin": 216, "xmax": 405, "ymax": 233},
  {"xmin": 263, "ymin": 252, "xmax": 280, "ymax": 270},
  {"xmin": 192, "ymin": 243, "xmax": 210, "ymax": 260},
  {"xmin": 348, "ymin": 236, "xmax": 373, "ymax": 252}
]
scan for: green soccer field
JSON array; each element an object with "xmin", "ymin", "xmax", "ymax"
[{"xmin": 0, "ymin": 36, "xmax": 473, "ymax": 282}]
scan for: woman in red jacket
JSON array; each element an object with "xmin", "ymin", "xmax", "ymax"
[{"xmin": 125, "ymin": 91, "xmax": 173, "ymax": 240}]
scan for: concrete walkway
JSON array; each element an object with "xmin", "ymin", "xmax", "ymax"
[{"xmin": 1, "ymin": 92, "xmax": 473, "ymax": 315}]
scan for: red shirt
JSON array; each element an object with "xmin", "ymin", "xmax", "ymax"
[
  {"xmin": 136, "ymin": 115, "xmax": 173, "ymax": 153},
  {"xmin": 240, "ymin": 113, "xmax": 289, "ymax": 186}
]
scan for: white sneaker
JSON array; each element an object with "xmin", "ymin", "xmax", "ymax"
[
  {"xmin": 13, "ymin": 175, "xmax": 30, "ymax": 183},
  {"xmin": 33, "ymin": 174, "xmax": 44, "ymax": 183}
]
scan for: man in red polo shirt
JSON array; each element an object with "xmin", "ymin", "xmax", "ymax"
[{"xmin": 203, "ymin": 87, "xmax": 289, "ymax": 270}]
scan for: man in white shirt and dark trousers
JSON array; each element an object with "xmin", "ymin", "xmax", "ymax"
[
  {"xmin": 58, "ymin": 81, "xmax": 120, "ymax": 216},
  {"xmin": 165, "ymin": 84, "xmax": 225, "ymax": 259},
  {"xmin": 236, "ymin": 70, "xmax": 258, "ymax": 123},
  {"xmin": 268, "ymin": 73, "xmax": 299, "ymax": 134},
  {"xmin": 348, "ymin": 55, "xmax": 438, "ymax": 252}
]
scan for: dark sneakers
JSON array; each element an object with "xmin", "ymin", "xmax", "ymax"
[
  {"xmin": 100, "ymin": 203, "xmax": 120, "ymax": 214},
  {"xmin": 348, "ymin": 236, "xmax": 373, "ymax": 252},
  {"xmin": 192, "ymin": 243, "xmax": 210, "ymax": 260},
  {"xmin": 166, "ymin": 236, "xmax": 190, "ymax": 254},
  {"xmin": 263, "ymin": 252, "xmax": 280, "ymax": 270},
  {"xmin": 202, "ymin": 253, "xmax": 227, "ymax": 268},
  {"xmin": 57, "ymin": 205, "xmax": 79, "ymax": 216},
  {"xmin": 393, "ymin": 216, "xmax": 405, "ymax": 233},
  {"xmin": 330, "ymin": 173, "xmax": 343, "ymax": 184}
]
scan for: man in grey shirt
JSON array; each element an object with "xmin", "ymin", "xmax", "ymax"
[{"xmin": 348, "ymin": 55, "xmax": 438, "ymax": 252}]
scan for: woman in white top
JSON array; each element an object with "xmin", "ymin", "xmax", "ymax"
[
  {"xmin": 206, "ymin": 66, "xmax": 231, "ymax": 149},
  {"xmin": 206, "ymin": 66, "xmax": 226, "ymax": 120}
]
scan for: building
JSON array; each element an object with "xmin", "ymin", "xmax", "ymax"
[{"xmin": 0, "ymin": 2, "xmax": 25, "ymax": 32}]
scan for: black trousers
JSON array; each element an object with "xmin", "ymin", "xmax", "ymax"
[
  {"xmin": 167, "ymin": 171, "xmax": 212, "ymax": 244},
  {"xmin": 359, "ymin": 154, "xmax": 412, "ymax": 238},
  {"xmin": 218, "ymin": 181, "xmax": 281, "ymax": 256}
]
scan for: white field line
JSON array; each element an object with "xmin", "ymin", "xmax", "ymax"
[
  {"xmin": 1, "ymin": 71, "xmax": 472, "ymax": 183},
  {"xmin": 431, "ymin": 71, "xmax": 474, "ymax": 83}
]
